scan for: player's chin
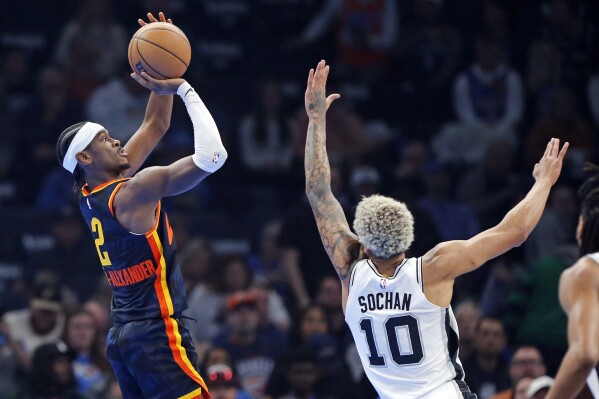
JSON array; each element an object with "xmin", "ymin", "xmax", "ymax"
[{"xmin": 119, "ymin": 162, "xmax": 131, "ymax": 171}]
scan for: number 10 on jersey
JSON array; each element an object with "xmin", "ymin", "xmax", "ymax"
[{"xmin": 360, "ymin": 315, "xmax": 424, "ymax": 366}]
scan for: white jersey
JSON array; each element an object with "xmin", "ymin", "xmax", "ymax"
[
  {"xmin": 345, "ymin": 257, "xmax": 468, "ymax": 399},
  {"xmin": 582, "ymin": 253, "xmax": 599, "ymax": 398}
]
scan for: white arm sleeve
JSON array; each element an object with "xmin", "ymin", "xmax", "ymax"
[{"xmin": 177, "ymin": 82, "xmax": 228, "ymax": 173}]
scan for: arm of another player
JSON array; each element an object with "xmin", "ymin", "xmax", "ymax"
[
  {"xmin": 304, "ymin": 60, "xmax": 361, "ymax": 282},
  {"xmin": 122, "ymin": 12, "xmax": 179, "ymax": 176},
  {"xmin": 546, "ymin": 261, "xmax": 599, "ymax": 399},
  {"xmin": 424, "ymin": 138, "xmax": 568, "ymax": 280}
]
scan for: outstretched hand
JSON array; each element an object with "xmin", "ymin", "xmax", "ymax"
[
  {"xmin": 533, "ymin": 138, "xmax": 569, "ymax": 185},
  {"xmin": 305, "ymin": 60, "xmax": 340, "ymax": 121},
  {"xmin": 130, "ymin": 71, "xmax": 185, "ymax": 95},
  {"xmin": 138, "ymin": 11, "xmax": 172, "ymax": 27}
]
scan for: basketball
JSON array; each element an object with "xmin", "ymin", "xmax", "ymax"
[{"xmin": 128, "ymin": 22, "xmax": 191, "ymax": 79}]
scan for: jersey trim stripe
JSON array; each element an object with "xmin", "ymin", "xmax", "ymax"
[
  {"xmin": 144, "ymin": 202, "xmax": 162, "ymax": 237},
  {"xmin": 168, "ymin": 317, "xmax": 210, "ymax": 398},
  {"xmin": 146, "ymin": 229, "xmax": 211, "ymax": 398},
  {"xmin": 81, "ymin": 177, "xmax": 128, "ymax": 196},
  {"xmin": 147, "ymin": 230, "xmax": 172, "ymax": 316},
  {"xmin": 445, "ymin": 309, "xmax": 464, "ymax": 380},
  {"xmin": 349, "ymin": 263, "xmax": 359, "ymax": 287},
  {"xmin": 416, "ymin": 256, "xmax": 424, "ymax": 292},
  {"xmin": 108, "ymin": 181, "xmax": 127, "ymax": 216},
  {"xmin": 178, "ymin": 387, "xmax": 202, "ymax": 399},
  {"xmin": 366, "ymin": 259, "xmax": 408, "ymax": 279}
]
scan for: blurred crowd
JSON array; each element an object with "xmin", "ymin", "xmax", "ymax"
[{"xmin": 0, "ymin": 0, "xmax": 598, "ymax": 398}]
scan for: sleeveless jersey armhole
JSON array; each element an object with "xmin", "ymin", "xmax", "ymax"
[
  {"xmin": 416, "ymin": 257, "xmax": 424, "ymax": 292},
  {"xmin": 108, "ymin": 181, "xmax": 127, "ymax": 216}
]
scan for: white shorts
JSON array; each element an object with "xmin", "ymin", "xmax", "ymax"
[{"xmin": 419, "ymin": 380, "xmax": 477, "ymax": 399}]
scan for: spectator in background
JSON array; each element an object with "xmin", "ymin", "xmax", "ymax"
[
  {"xmin": 0, "ymin": 75, "xmax": 18, "ymax": 206},
  {"xmin": 238, "ymin": 80, "xmax": 294, "ymax": 183},
  {"xmin": 246, "ymin": 220, "xmax": 292, "ymax": 304},
  {"xmin": 267, "ymin": 317, "xmax": 357, "ymax": 399},
  {"xmin": 212, "ymin": 290, "xmax": 288, "ymax": 398},
  {"xmin": 15, "ymin": 67, "xmax": 83, "ymax": 204},
  {"xmin": 293, "ymin": 0, "xmax": 398, "ymax": 80},
  {"xmin": 525, "ymin": 86, "xmax": 595, "ymax": 176},
  {"xmin": 392, "ymin": 140, "xmax": 431, "ymax": 200},
  {"xmin": 457, "ymin": 139, "xmax": 522, "ymax": 230},
  {"xmin": 395, "ymin": 0, "xmax": 462, "ymax": 132},
  {"xmin": 490, "ymin": 346, "xmax": 547, "ymax": 399},
  {"xmin": 266, "ymin": 349, "xmax": 321, "ymax": 399},
  {"xmin": 180, "ymin": 238, "xmax": 225, "ymax": 345},
  {"xmin": 24, "ymin": 207, "xmax": 101, "ymax": 302},
  {"xmin": 0, "ymin": 321, "xmax": 19, "ymax": 398},
  {"xmin": 2, "ymin": 280, "xmax": 65, "ymax": 373},
  {"xmin": 85, "ymin": 68, "xmax": 150, "ymax": 142},
  {"xmin": 463, "ymin": 317, "xmax": 511, "ymax": 399},
  {"xmin": 205, "ymin": 363, "xmax": 252, "ymax": 399},
  {"xmin": 588, "ymin": 70, "xmax": 599, "ymax": 127},
  {"xmin": 347, "ymin": 165, "xmax": 380, "ymax": 206},
  {"xmin": 53, "ymin": 0, "xmax": 127, "ymax": 100},
  {"xmin": 418, "ymin": 161, "xmax": 480, "ymax": 241},
  {"xmin": 13, "ymin": 341, "xmax": 83, "ymax": 399},
  {"xmin": 291, "ymin": 99, "xmax": 372, "ymax": 167},
  {"xmin": 538, "ymin": 0, "xmax": 597, "ymax": 94},
  {"xmin": 526, "ymin": 39, "xmax": 562, "ymax": 117},
  {"xmin": 250, "ymin": 282, "xmax": 291, "ymax": 333},
  {"xmin": 288, "ymin": 304, "xmax": 331, "ymax": 348},
  {"xmin": 314, "ymin": 276, "xmax": 347, "ymax": 350},
  {"xmin": 433, "ymin": 34, "xmax": 523, "ymax": 164},
  {"xmin": 1, "ymin": 49, "xmax": 34, "ymax": 111},
  {"xmin": 454, "ymin": 300, "xmax": 482, "ymax": 360},
  {"xmin": 62, "ymin": 309, "xmax": 111, "ymax": 398},
  {"xmin": 278, "ymin": 197, "xmax": 339, "ymax": 309},
  {"xmin": 524, "ymin": 185, "xmax": 578, "ymax": 264}
]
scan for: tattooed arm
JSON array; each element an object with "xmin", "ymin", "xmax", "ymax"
[{"xmin": 304, "ymin": 60, "xmax": 361, "ymax": 288}]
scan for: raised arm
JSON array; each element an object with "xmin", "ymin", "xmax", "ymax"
[
  {"xmin": 115, "ymin": 80, "xmax": 227, "ymax": 212},
  {"xmin": 121, "ymin": 12, "xmax": 180, "ymax": 176},
  {"xmin": 304, "ymin": 60, "xmax": 360, "ymax": 282},
  {"xmin": 424, "ymin": 138, "xmax": 568, "ymax": 281},
  {"xmin": 546, "ymin": 261, "xmax": 599, "ymax": 399}
]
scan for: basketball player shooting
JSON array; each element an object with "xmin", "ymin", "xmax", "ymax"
[
  {"xmin": 56, "ymin": 12, "xmax": 224, "ymax": 399},
  {"xmin": 546, "ymin": 165, "xmax": 599, "ymax": 399},
  {"xmin": 303, "ymin": 60, "xmax": 568, "ymax": 399}
]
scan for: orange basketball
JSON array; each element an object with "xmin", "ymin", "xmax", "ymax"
[{"xmin": 128, "ymin": 22, "xmax": 191, "ymax": 79}]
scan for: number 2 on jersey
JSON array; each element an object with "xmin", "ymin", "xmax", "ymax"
[
  {"xmin": 360, "ymin": 315, "xmax": 424, "ymax": 366},
  {"xmin": 91, "ymin": 217, "xmax": 112, "ymax": 266}
]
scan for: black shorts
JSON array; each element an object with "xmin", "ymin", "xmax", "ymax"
[{"xmin": 106, "ymin": 317, "xmax": 209, "ymax": 399}]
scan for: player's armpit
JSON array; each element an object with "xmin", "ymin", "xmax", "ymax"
[{"xmin": 118, "ymin": 157, "xmax": 210, "ymax": 207}]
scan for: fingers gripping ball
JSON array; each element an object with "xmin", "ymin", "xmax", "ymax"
[{"xmin": 128, "ymin": 22, "xmax": 191, "ymax": 79}]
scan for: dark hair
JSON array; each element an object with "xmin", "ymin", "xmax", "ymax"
[
  {"xmin": 61, "ymin": 308, "xmax": 111, "ymax": 373},
  {"xmin": 578, "ymin": 163, "xmax": 599, "ymax": 257},
  {"xmin": 56, "ymin": 121, "xmax": 89, "ymax": 192},
  {"xmin": 289, "ymin": 303, "xmax": 331, "ymax": 346}
]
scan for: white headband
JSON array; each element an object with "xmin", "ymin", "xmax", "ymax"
[{"xmin": 62, "ymin": 122, "xmax": 106, "ymax": 173}]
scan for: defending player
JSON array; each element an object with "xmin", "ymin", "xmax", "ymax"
[
  {"xmin": 303, "ymin": 60, "xmax": 568, "ymax": 399},
  {"xmin": 56, "ymin": 12, "xmax": 225, "ymax": 399},
  {"xmin": 546, "ymin": 166, "xmax": 599, "ymax": 399}
]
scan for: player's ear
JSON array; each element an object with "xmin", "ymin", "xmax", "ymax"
[{"xmin": 76, "ymin": 151, "xmax": 93, "ymax": 166}]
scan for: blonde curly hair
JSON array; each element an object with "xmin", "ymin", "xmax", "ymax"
[{"xmin": 353, "ymin": 194, "xmax": 414, "ymax": 259}]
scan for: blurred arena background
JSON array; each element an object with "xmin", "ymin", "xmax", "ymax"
[{"xmin": 0, "ymin": 1, "xmax": 598, "ymax": 398}]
